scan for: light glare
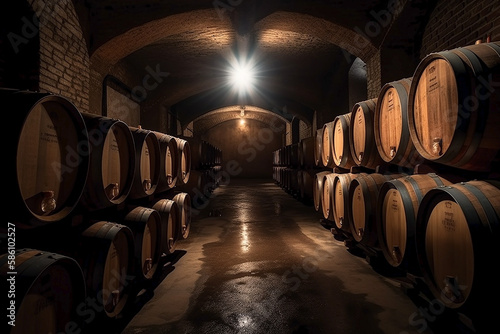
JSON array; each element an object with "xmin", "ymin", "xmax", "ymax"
[{"xmin": 230, "ymin": 62, "xmax": 255, "ymax": 91}]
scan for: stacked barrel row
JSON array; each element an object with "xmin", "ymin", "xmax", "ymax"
[
  {"xmin": 0, "ymin": 88, "xmax": 222, "ymax": 334},
  {"xmin": 273, "ymin": 138, "xmax": 330, "ymax": 204},
  {"xmin": 311, "ymin": 41, "xmax": 500, "ymax": 331},
  {"xmin": 177, "ymin": 136, "xmax": 223, "ymax": 199}
]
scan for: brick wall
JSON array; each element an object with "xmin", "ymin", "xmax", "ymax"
[
  {"xmin": 420, "ymin": 0, "xmax": 500, "ymax": 57},
  {"xmin": 34, "ymin": 0, "xmax": 90, "ymax": 113}
]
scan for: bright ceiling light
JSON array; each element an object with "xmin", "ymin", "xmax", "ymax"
[{"xmin": 230, "ymin": 61, "xmax": 255, "ymax": 91}]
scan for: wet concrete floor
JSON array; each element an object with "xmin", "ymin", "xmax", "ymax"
[{"xmin": 111, "ymin": 179, "xmax": 477, "ymax": 334}]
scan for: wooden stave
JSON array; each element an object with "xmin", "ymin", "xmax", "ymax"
[
  {"xmin": 3, "ymin": 90, "xmax": 90, "ymax": 226},
  {"xmin": 79, "ymin": 113, "xmax": 136, "ymax": 211},
  {"xmin": 332, "ymin": 113, "xmax": 357, "ymax": 170},
  {"xmin": 407, "ymin": 42, "xmax": 500, "ymax": 172},
  {"xmin": 164, "ymin": 192, "xmax": 192, "ymax": 240},
  {"xmin": 122, "ymin": 206, "xmax": 163, "ymax": 281},
  {"xmin": 415, "ymin": 180, "xmax": 500, "ymax": 314},
  {"xmin": 376, "ymin": 173, "xmax": 452, "ymax": 275},
  {"xmin": 374, "ymin": 78, "xmax": 423, "ymax": 168},
  {"xmin": 349, "ymin": 98, "xmax": 384, "ymax": 169},
  {"xmin": 299, "ymin": 136, "xmax": 316, "ymax": 168},
  {"xmin": 128, "ymin": 127, "xmax": 161, "ymax": 199},
  {"xmin": 77, "ymin": 221, "xmax": 135, "ymax": 318},
  {"xmin": 0, "ymin": 248, "xmax": 86, "ymax": 334}
]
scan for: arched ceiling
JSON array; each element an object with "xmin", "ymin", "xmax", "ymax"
[{"xmin": 76, "ymin": 0, "xmax": 436, "ymax": 129}]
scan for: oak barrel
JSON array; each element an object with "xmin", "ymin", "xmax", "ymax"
[
  {"xmin": 153, "ymin": 132, "xmax": 179, "ymax": 193},
  {"xmin": 1, "ymin": 248, "xmax": 86, "ymax": 334},
  {"xmin": 332, "ymin": 113, "xmax": 356, "ymax": 169},
  {"xmin": 348, "ymin": 172, "xmax": 405, "ymax": 247},
  {"xmin": 332, "ymin": 172, "xmax": 359, "ymax": 234},
  {"xmin": 313, "ymin": 171, "xmax": 330, "ymax": 212},
  {"xmin": 321, "ymin": 173, "xmax": 338, "ymax": 221},
  {"xmin": 165, "ymin": 192, "xmax": 192, "ymax": 240},
  {"xmin": 408, "ymin": 42, "xmax": 500, "ymax": 171},
  {"xmin": 128, "ymin": 127, "xmax": 161, "ymax": 199},
  {"xmin": 415, "ymin": 180, "xmax": 500, "ymax": 315},
  {"xmin": 80, "ymin": 113, "xmax": 135, "ymax": 210},
  {"xmin": 77, "ymin": 221, "xmax": 135, "ymax": 318},
  {"xmin": 3, "ymin": 90, "xmax": 90, "ymax": 226},
  {"xmin": 123, "ymin": 206, "xmax": 162, "ymax": 281},
  {"xmin": 377, "ymin": 173, "xmax": 452, "ymax": 274},
  {"xmin": 174, "ymin": 137, "xmax": 191, "ymax": 185},
  {"xmin": 321, "ymin": 121, "xmax": 335, "ymax": 168},
  {"xmin": 299, "ymin": 136, "xmax": 316, "ymax": 168},
  {"xmin": 349, "ymin": 98, "xmax": 384, "ymax": 169},
  {"xmin": 314, "ymin": 128, "xmax": 324, "ymax": 167},
  {"xmin": 374, "ymin": 78, "xmax": 423, "ymax": 167},
  {"xmin": 152, "ymin": 199, "xmax": 180, "ymax": 255}
]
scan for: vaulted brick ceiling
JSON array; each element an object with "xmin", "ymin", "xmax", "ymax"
[{"xmin": 76, "ymin": 0, "xmax": 435, "ymax": 127}]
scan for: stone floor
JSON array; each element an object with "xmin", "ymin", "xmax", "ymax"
[{"xmin": 93, "ymin": 179, "xmax": 479, "ymax": 334}]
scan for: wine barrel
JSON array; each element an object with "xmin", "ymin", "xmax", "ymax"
[
  {"xmin": 165, "ymin": 192, "xmax": 192, "ymax": 240},
  {"xmin": 299, "ymin": 136, "xmax": 316, "ymax": 168},
  {"xmin": 415, "ymin": 180, "xmax": 500, "ymax": 316},
  {"xmin": 375, "ymin": 78, "xmax": 423, "ymax": 168},
  {"xmin": 151, "ymin": 199, "xmax": 180, "ymax": 255},
  {"xmin": 123, "ymin": 206, "xmax": 162, "ymax": 281},
  {"xmin": 313, "ymin": 171, "xmax": 331, "ymax": 212},
  {"xmin": 332, "ymin": 113, "xmax": 356, "ymax": 169},
  {"xmin": 2, "ymin": 90, "xmax": 90, "ymax": 227},
  {"xmin": 332, "ymin": 172, "xmax": 359, "ymax": 234},
  {"xmin": 349, "ymin": 98, "xmax": 384, "ymax": 169},
  {"xmin": 321, "ymin": 121, "xmax": 335, "ymax": 168},
  {"xmin": 348, "ymin": 172, "xmax": 406, "ymax": 247},
  {"xmin": 408, "ymin": 42, "xmax": 500, "ymax": 172},
  {"xmin": 128, "ymin": 127, "xmax": 161, "ymax": 199},
  {"xmin": 80, "ymin": 113, "xmax": 135, "ymax": 210},
  {"xmin": 153, "ymin": 132, "xmax": 179, "ymax": 193},
  {"xmin": 321, "ymin": 173, "xmax": 338, "ymax": 221},
  {"xmin": 314, "ymin": 128, "xmax": 324, "ymax": 167},
  {"xmin": 0, "ymin": 248, "xmax": 86, "ymax": 334},
  {"xmin": 77, "ymin": 221, "xmax": 135, "ymax": 318},
  {"xmin": 377, "ymin": 173, "xmax": 452, "ymax": 275},
  {"xmin": 175, "ymin": 137, "xmax": 191, "ymax": 185},
  {"xmin": 299, "ymin": 169, "xmax": 314, "ymax": 202}
]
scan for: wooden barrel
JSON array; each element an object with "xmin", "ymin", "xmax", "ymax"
[
  {"xmin": 152, "ymin": 199, "xmax": 180, "ymax": 255},
  {"xmin": 375, "ymin": 78, "xmax": 423, "ymax": 168},
  {"xmin": 128, "ymin": 127, "xmax": 161, "ymax": 199},
  {"xmin": 408, "ymin": 42, "xmax": 500, "ymax": 172},
  {"xmin": 377, "ymin": 173, "xmax": 452, "ymax": 275},
  {"xmin": 349, "ymin": 98, "xmax": 384, "ymax": 169},
  {"xmin": 123, "ymin": 206, "xmax": 162, "ymax": 281},
  {"xmin": 415, "ymin": 180, "xmax": 500, "ymax": 316},
  {"xmin": 299, "ymin": 169, "xmax": 314, "ymax": 202},
  {"xmin": 299, "ymin": 136, "xmax": 316, "ymax": 168},
  {"xmin": 80, "ymin": 113, "xmax": 135, "ymax": 210},
  {"xmin": 153, "ymin": 132, "xmax": 178, "ymax": 193},
  {"xmin": 321, "ymin": 173, "xmax": 338, "ymax": 221},
  {"xmin": 175, "ymin": 137, "xmax": 191, "ymax": 185},
  {"xmin": 0, "ymin": 248, "xmax": 86, "ymax": 334},
  {"xmin": 2, "ymin": 90, "xmax": 90, "ymax": 227},
  {"xmin": 321, "ymin": 121, "xmax": 335, "ymax": 168},
  {"xmin": 332, "ymin": 113, "xmax": 356, "ymax": 169},
  {"xmin": 165, "ymin": 192, "xmax": 192, "ymax": 240},
  {"xmin": 314, "ymin": 128, "xmax": 324, "ymax": 167},
  {"xmin": 348, "ymin": 172, "xmax": 406, "ymax": 247},
  {"xmin": 313, "ymin": 171, "xmax": 331, "ymax": 212},
  {"xmin": 332, "ymin": 172, "xmax": 358, "ymax": 234},
  {"xmin": 77, "ymin": 221, "xmax": 135, "ymax": 318}
]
